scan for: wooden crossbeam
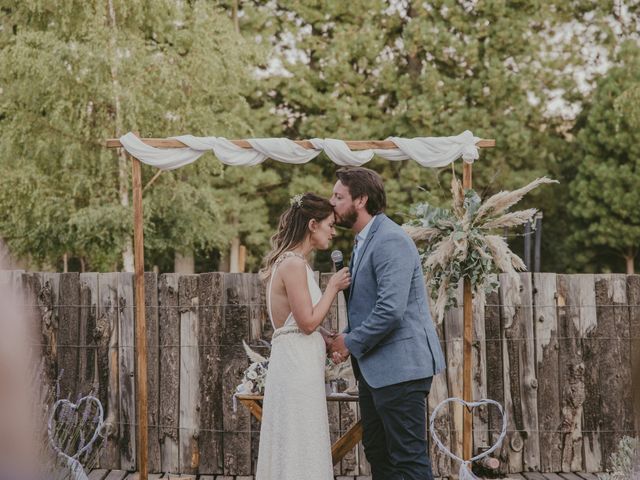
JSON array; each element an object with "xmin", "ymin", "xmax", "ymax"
[{"xmin": 106, "ymin": 137, "xmax": 496, "ymax": 150}]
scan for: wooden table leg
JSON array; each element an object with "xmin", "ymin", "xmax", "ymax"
[
  {"xmin": 239, "ymin": 398, "xmax": 263, "ymax": 421},
  {"xmin": 331, "ymin": 420, "xmax": 363, "ymax": 466}
]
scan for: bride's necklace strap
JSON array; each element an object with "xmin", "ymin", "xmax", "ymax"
[{"xmin": 274, "ymin": 251, "xmax": 308, "ymax": 267}]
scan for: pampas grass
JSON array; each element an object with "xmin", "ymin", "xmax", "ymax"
[{"xmin": 404, "ymin": 175, "xmax": 557, "ymax": 322}]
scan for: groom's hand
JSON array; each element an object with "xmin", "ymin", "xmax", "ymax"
[{"xmin": 330, "ymin": 334, "xmax": 350, "ymax": 363}]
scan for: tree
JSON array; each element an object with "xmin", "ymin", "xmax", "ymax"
[
  {"xmin": 568, "ymin": 40, "xmax": 640, "ymax": 274},
  {"xmin": 225, "ymin": 0, "xmax": 637, "ymax": 272},
  {"xmin": 0, "ymin": 0, "xmax": 275, "ymax": 271}
]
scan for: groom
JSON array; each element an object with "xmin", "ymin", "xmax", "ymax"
[{"xmin": 329, "ymin": 166, "xmax": 446, "ymax": 480}]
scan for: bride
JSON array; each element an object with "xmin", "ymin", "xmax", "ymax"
[{"xmin": 256, "ymin": 193, "xmax": 351, "ymax": 480}]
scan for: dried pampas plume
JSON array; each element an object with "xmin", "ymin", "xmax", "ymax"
[
  {"xmin": 242, "ymin": 340, "xmax": 267, "ymax": 363},
  {"xmin": 403, "ymin": 176, "xmax": 557, "ymax": 322}
]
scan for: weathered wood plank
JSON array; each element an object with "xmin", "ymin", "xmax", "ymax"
[
  {"xmin": 23, "ymin": 273, "xmax": 56, "ymax": 395},
  {"xmin": 580, "ymin": 273, "xmax": 604, "ymax": 473},
  {"xmin": 87, "ymin": 469, "xmax": 109, "ymax": 480},
  {"xmin": 533, "ymin": 273, "xmax": 561, "ymax": 473},
  {"xmin": 221, "ymin": 273, "xmax": 252, "ymax": 475},
  {"xmin": 337, "ymin": 266, "xmax": 359, "ymax": 476},
  {"xmin": 118, "ymin": 272, "xmax": 136, "ymax": 471},
  {"xmin": 594, "ymin": 274, "xmax": 633, "ymax": 471},
  {"xmin": 443, "ymin": 284, "xmax": 463, "ymax": 472},
  {"xmin": 515, "ymin": 273, "xmax": 540, "ymax": 471},
  {"xmin": 541, "ymin": 474, "xmax": 565, "ymax": 480},
  {"xmin": 428, "ymin": 303, "xmax": 452, "ymax": 478},
  {"xmin": 79, "ymin": 273, "xmax": 99, "ymax": 397},
  {"xmin": 58, "ymin": 272, "xmax": 80, "ymax": 399},
  {"xmin": 144, "ymin": 272, "xmax": 161, "ymax": 473},
  {"xmin": 121, "ymin": 473, "xmax": 162, "ymax": 480},
  {"xmin": 159, "ymin": 273, "xmax": 180, "ymax": 473},
  {"xmin": 557, "ymin": 473, "xmax": 585, "ymax": 480},
  {"xmin": 472, "ymin": 290, "xmax": 490, "ymax": 453},
  {"xmin": 103, "ymin": 469, "xmax": 128, "ymax": 480},
  {"xmin": 628, "ymin": 275, "xmax": 640, "ymax": 436},
  {"xmin": 485, "ymin": 289, "xmax": 505, "ymax": 475},
  {"xmin": 498, "ymin": 272, "xmax": 523, "ymax": 473},
  {"xmin": 321, "ymin": 272, "xmax": 343, "ymax": 478},
  {"xmin": 556, "ymin": 274, "xmax": 590, "ymax": 472},
  {"xmin": 575, "ymin": 473, "xmax": 602, "ymax": 480},
  {"xmin": 98, "ymin": 273, "xmax": 120, "ymax": 469},
  {"xmin": 179, "ymin": 275, "xmax": 200, "ymax": 474},
  {"xmin": 249, "ymin": 273, "xmax": 268, "ymax": 475},
  {"xmin": 522, "ymin": 472, "xmax": 548, "ymax": 480},
  {"xmin": 198, "ymin": 272, "xmax": 224, "ymax": 475},
  {"xmin": 339, "ymin": 397, "xmax": 359, "ymax": 475}
]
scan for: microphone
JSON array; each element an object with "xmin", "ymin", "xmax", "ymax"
[
  {"xmin": 331, "ymin": 250, "xmax": 344, "ymax": 271},
  {"xmin": 331, "ymin": 250, "xmax": 350, "ymax": 303}
]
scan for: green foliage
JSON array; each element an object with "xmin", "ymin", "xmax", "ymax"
[
  {"xmin": 0, "ymin": 0, "xmax": 275, "ymax": 271},
  {"xmin": 568, "ymin": 42, "xmax": 640, "ymax": 272},
  {"xmin": 0, "ymin": 0, "xmax": 638, "ymax": 273},
  {"xmin": 229, "ymin": 0, "xmax": 635, "ymax": 272}
]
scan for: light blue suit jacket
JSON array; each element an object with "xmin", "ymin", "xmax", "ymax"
[{"xmin": 344, "ymin": 214, "xmax": 446, "ymax": 388}]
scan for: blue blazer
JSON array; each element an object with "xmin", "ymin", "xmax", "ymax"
[{"xmin": 344, "ymin": 214, "xmax": 446, "ymax": 388}]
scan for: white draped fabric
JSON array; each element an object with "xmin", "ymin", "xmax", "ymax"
[{"xmin": 119, "ymin": 130, "xmax": 480, "ymax": 170}]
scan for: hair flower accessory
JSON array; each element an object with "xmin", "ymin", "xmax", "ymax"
[{"xmin": 290, "ymin": 193, "xmax": 304, "ymax": 208}]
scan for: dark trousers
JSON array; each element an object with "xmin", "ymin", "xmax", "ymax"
[{"xmin": 358, "ymin": 374, "xmax": 434, "ymax": 480}]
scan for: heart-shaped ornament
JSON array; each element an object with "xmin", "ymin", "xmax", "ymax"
[
  {"xmin": 48, "ymin": 395, "xmax": 105, "ymax": 462},
  {"xmin": 429, "ymin": 397, "xmax": 507, "ymax": 479}
]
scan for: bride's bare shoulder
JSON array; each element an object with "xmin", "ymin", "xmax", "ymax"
[{"xmin": 277, "ymin": 254, "xmax": 306, "ymax": 272}]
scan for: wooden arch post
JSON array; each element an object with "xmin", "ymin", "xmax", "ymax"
[
  {"xmin": 129, "ymin": 141, "xmax": 149, "ymax": 480},
  {"xmin": 108, "ymin": 134, "xmax": 494, "ymax": 480},
  {"xmin": 463, "ymin": 161, "xmax": 473, "ymax": 461}
]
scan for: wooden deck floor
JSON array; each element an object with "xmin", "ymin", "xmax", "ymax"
[{"xmin": 88, "ymin": 470, "xmax": 604, "ymax": 480}]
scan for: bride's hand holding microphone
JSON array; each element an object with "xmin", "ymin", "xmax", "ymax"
[{"xmin": 327, "ymin": 267, "xmax": 351, "ymax": 294}]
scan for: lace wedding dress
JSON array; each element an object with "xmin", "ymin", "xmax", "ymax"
[{"xmin": 255, "ymin": 252, "xmax": 334, "ymax": 480}]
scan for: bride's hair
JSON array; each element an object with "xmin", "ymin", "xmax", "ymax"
[{"xmin": 260, "ymin": 193, "xmax": 334, "ymax": 281}]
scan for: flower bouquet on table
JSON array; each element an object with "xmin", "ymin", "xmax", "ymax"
[
  {"xmin": 235, "ymin": 340, "xmax": 269, "ymax": 397},
  {"xmin": 234, "ymin": 339, "xmax": 356, "ymax": 399}
]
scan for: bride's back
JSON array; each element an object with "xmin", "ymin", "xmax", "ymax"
[{"xmin": 267, "ymin": 253, "xmax": 311, "ymax": 329}]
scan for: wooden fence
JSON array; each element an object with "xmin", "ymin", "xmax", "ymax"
[{"xmin": 3, "ymin": 270, "xmax": 638, "ymax": 476}]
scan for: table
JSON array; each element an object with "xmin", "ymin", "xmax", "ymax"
[{"xmin": 236, "ymin": 393, "xmax": 362, "ymax": 466}]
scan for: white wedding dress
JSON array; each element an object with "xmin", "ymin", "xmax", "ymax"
[{"xmin": 256, "ymin": 252, "xmax": 334, "ymax": 480}]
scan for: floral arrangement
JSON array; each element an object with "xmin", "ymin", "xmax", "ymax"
[
  {"xmin": 403, "ymin": 175, "xmax": 557, "ymax": 322},
  {"xmin": 236, "ymin": 340, "xmax": 353, "ymax": 395},
  {"xmin": 235, "ymin": 340, "xmax": 269, "ymax": 395}
]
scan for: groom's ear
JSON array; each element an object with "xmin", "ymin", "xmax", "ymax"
[{"xmin": 355, "ymin": 194, "xmax": 368, "ymax": 211}]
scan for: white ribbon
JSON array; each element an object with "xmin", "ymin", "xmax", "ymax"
[{"xmin": 119, "ymin": 130, "xmax": 481, "ymax": 171}]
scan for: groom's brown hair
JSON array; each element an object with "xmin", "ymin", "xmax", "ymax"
[{"xmin": 336, "ymin": 167, "xmax": 386, "ymax": 215}]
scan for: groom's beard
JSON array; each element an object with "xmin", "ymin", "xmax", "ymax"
[{"xmin": 335, "ymin": 206, "xmax": 358, "ymax": 228}]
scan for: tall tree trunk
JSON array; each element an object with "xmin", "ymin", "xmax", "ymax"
[
  {"xmin": 107, "ymin": 0, "xmax": 134, "ymax": 272},
  {"xmin": 174, "ymin": 251, "xmax": 195, "ymax": 274},
  {"xmin": 232, "ymin": 0, "xmax": 240, "ymax": 34},
  {"xmin": 63, "ymin": 253, "xmax": 68, "ymax": 273},
  {"xmin": 229, "ymin": 237, "xmax": 241, "ymax": 273},
  {"xmin": 625, "ymin": 248, "xmax": 636, "ymax": 275},
  {"xmin": 405, "ymin": 2, "xmax": 422, "ymax": 82}
]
